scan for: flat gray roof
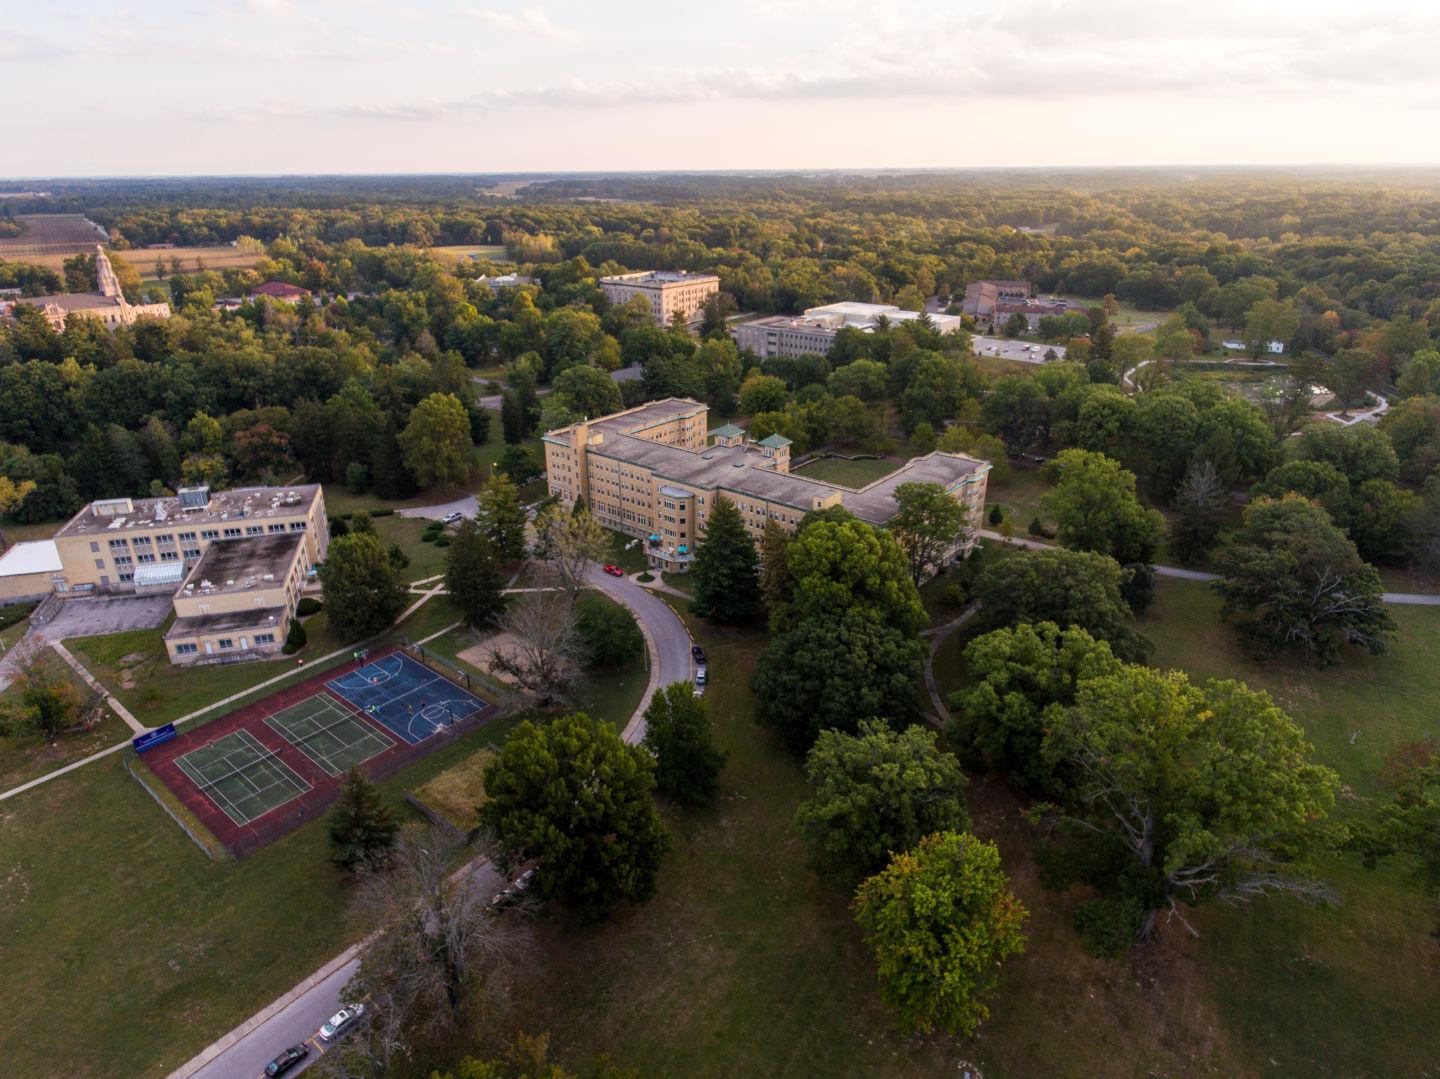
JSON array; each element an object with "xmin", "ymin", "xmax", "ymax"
[
  {"xmin": 550, "ymin": 398, "xmax": 987, "ymax": 523},
  {"xmin": 166, "ymin": 606, "xmax": 288, "ymax": 639},
  {"xmin": 180, "ymin": 532, "xmax": 304, "ymax": 597},
  {"xmin": 56, "ymin": 484, "xmax": 320, "ymax": 538}
]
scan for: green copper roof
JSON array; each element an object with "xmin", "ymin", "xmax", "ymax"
[
  {"xmin": 711, "ymin": 423, "xmax": 746, "ymax": 438},
  {"xmin": 757, "ymin": 433, "xmax": 793, "ymax": 448}
]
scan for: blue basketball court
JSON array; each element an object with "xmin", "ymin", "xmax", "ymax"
[{"xmin": 327, "ymin": 651, "xmax": 489, "ymax": 746}]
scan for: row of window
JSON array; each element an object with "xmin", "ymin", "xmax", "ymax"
[{"xmin": 98, "ymin": 521, "xmax": 306, "ymax": 552}]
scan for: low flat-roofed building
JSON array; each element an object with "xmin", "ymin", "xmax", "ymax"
[
  {"xmin": 51, "ymin": 483, "xmax": 328, "ymax": 597},
  {"xmin": 0, "ymin": 540, "xmax": 64, "ymax": 604},
  {"xmin": 993, "ymin": 298, "xmax": 1069, "ymax": 334},
  {"xmin": 962, "ymin": 280, "xmax": 1033, "ymax": 323},
  {"xmin": 544, "ymin": 399, "xmax": 988, "ymax": 575},
  {"xmin": 732, "ymin": 301, "xmax": 964, "ymax": 359},
  {"xmin": 600, "ymin": 270, "xmax": 719, "ymax": 327},
  {"xmin": 164, "ymin": 531, "xmax": 311, "ymax": 663}
]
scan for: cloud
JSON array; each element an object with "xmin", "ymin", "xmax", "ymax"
[
  {"xmin": 462, "ymin": 8, "xmax": 577, "ymax": 43},
  {"xmin": 0, "ymin": 29, "xmax": 72, "ymax": 61}
]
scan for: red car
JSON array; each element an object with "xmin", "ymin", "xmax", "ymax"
[{"xmin": 602, "ymin": 564, "xmax": 624, "ymax": 577}]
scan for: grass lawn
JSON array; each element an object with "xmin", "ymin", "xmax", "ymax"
[
  {"xmin": 0, "ymin": 704, "xmax": 523, "ymax": 1078},
  {"xmin": 659, "ymin": 571, "xmax": 693, "ymax": 595},
  {"xmin": 411, "ymin": 747, "xmax": 495, "ymax": 832},
  {"xmin": 984, "ymin": 465, "xmax": 1052, "ymax": 528},
  {"xmin": 0, "ymin": 649, "xmax": 132, "ymax": 790},
  {"xmin": 373, "ymin": 513, "xmax": 449, "ymax": 583},
  {"xmin": 792, "ymin": 455, "xmax": 901, "ymax": 488},
  {"xmin": 603, "ymin": 528, "xmax": 649, "ymax": 574},
  {"xmin": 428, "ymin": 244, "xmax": 510, "ymax": 265}
]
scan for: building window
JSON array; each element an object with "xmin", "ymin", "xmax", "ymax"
[
  {"xmin": 89, "ymin": 541, "xmax": 100, "ymax": 553},
  {"xmin": 255, "ymin": 633, "xmax": 276, "ymax": 645},
  {"xmin": 268, "ymin": 523, "xmax": 286, "ymax": 534},
  {"xmin": 218, "ymin": 638, "xmax": 234, "ymax": 650},
  {"xmin": 245, "ymin": 526, "xmax": 263, "ymax": 536},
  {"xmin": 113, "ymin": 555, "xmax": 133, "ymax": 567},
  {"xmin": 223, "ymin": 528, "xmax": 242, "ymax": 538},
  {"xmin": 178, "ymin": 531, "xmax": 197, "ymax": 542},
  {"xmin": 201, "ymin": 529, "xmax": 219, "ymax": 540},
  {"xmin": 133, "ymin": 536, "xmax": 152, "ymax": 549},
  {"xmin": 175, "ymin": 643, "xmax": 198, "ymax": 655},
  {"xmin": 108, "ymin": 539, "xmax": 129, "ymax": 551},
  {"xmin": 160, "ymin": 550, "xmax": 179, "ymax": 562},
  {"xmin": 183, "ymin": 547, "xmax": 201, "ymax": 560},
  {"xmin": 137, "ymin": 553, "xmax": 156, "ymax": 564},
  {"xmin": 118, "ymin": 571, "xmax": 134, "ymax": 583},
  {"xmin": 94, "ymin": 559, "xmax": 104, "ymax": 569}
]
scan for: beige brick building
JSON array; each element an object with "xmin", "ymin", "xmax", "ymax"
[
  {"xmin": 164, "ymin": 531, "xmax": 313, "ymax": 663},
  {"xmin": 14, "ymin": 246, "xmax": 171, "ymax": 331},
  {"xmin": 48, "ymin": 484, "xmax": 328, "ymax": 597},
  {"xmin": 543, "ymin": 399, "xmax": 988, "ymax": 573},
  {"xmin": 599, "ymin": 271, "xmax": 720, "ymax": 327}
]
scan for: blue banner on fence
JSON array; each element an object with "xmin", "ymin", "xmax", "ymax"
[{"xmin": 132, "ymin": 723, "xmax": 177, "ymax": 753}]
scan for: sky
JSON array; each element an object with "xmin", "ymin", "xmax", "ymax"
[{"xmin": 7, "ymin": 0, "xmax": 1440, "ymax": 177}]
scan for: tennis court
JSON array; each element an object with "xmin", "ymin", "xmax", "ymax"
[
  {"xmin": 264, "ymin": 695, "xmax": 396, "ymax": 776},
  {"xmin": 174, "ymin": 729, "xmax": 312, "ymax": 828},
  {"xmin": 327, "ymin": 652, "xmax": 489, "ymax": 746}
]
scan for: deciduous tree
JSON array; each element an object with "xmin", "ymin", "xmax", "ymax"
[
  {"xmin": 888, "ymin": 481, "xmax": 972, "ymax": 585},
  {"xmin": 1044, "ymin": 448, "xmax": 1163, "ymax": 565},
  {"xmin": 641, "ymin": 682, "xmax": 726, "ymax": 806},
  {"xmin": 483, "ymin": 712, "xmax": 669, "ymax": 921},
  {"xmin": 796, "ymin": 720, "xmax": 968, "ymax": 884},
  {"xmin": 476, "ymin": 471, "xmax": 528, "ymax": 562},
  {"xmin": 853, "ymin": 831, "xmax": 1027, "ymax": 1035},
  {"xmin": 398, "ymin": 392, "xmax": 473, "ymax": 490},
  {"xmin": 321, "ymin": 533, "xmax": 408, "ymax": 641}
]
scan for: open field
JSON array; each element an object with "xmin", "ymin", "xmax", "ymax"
[
  {"xmin": 0, "ymin": 706, "xmax": 522, "ymax": 1078},
  {"xmin": 792, "ymin": 455, "xmax": 902, "ymax": 487},
  {"xmin": 411, "ymin": 746, "xmax": 495, "ymax": 832},
  {"xmin": 0, "ymin": 213, "xmax": 106, "ymax": 259},
  {"xmin": 429, "ymin": 244, "xmax": 510, "ymax": 265},
  {"xmin": 0, "ymin": 648, "xmax": 131, "ymax": 790},
  {"xmin": 122, "ymin": 246, "xmax": 264, "ymax": 280},
  {"xmin": 465, "ymin": 577, "xmax": 1440, "ymax": 1079}
]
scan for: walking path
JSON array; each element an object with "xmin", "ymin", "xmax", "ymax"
[
  {"xmin": 921, "ymin": 605, "xmax": 981, "ymax": 723},
  {"xmin": 49, "ymin": 639, "xmax": 144, "ymax": 733},
  {"xmin": 168, "ymin": 561, "xmax": 690, "ymax": 1079}
]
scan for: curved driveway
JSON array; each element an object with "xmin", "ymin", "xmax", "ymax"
[{"xmin": 171, "ymin": 568, "xmax": 691, "ymax": 1079}]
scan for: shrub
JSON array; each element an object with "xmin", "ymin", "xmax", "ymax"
[
  {"xmin": 282, "ymin": 619, "xmax": 307, "ymax": 654},
  {"xmin": 942, "ymin": 583, "xmax": 968, "ymax": 608},
  {"xmin": 0, "ymin": 600, "xmax": 38, "ymax": 632},
  {"xmin": 370, "ymin": 507, "xmax": 395, "ymax": 517},
  {"xmin": 296, "ymin": 597, "xmax": 323, "ymax": 617},
  {"xmin": 328, "ymin": 516, "xmax": 349, "ymax": 538},
  {"xmin": 1074, "ymin": 896, "xmax": 1145, "ymax": 958},
  {"xmin": 434, "ymin": 535, "xmax": 451, "ymax": 547},
  {"xmin": 988, "ymin": 504, "xmax": 1003, "ymax": 525},
  {"xmin": 345, "ymin": 462, "xmax": 369, "ymax": 493},
  {"xmin": 637, "ymin": 571, "xmax": 655, "ymax": 582}
]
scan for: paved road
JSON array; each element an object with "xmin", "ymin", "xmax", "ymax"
[{"xmin": 170, "ymin": 565, "xmax": 692, "ymax": 1079}]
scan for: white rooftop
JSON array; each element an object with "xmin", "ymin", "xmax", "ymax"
[{"xmin": 0, "ymin": 540, "xmax": 62, "ymax": 578}]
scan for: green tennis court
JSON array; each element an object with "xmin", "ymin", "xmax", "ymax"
[
  {"xmin": 263, "ymin": 694, "xmax": 396, "ymax": 777},
  {"xmin": 174, "ymin": 730, "xmax": 312, "ymax": 827}
]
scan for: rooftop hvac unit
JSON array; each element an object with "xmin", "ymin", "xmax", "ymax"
[{"xmin": 178, "ymin": 486, "xmax": 210, "ymax": 510}]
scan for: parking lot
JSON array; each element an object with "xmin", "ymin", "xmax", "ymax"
[
  {"xmin": 42, "ymin": 594, "xmax": 174, "ymax": 639},
  {"xmin": 971, "ymin": 335, "xmax": 1066, "ymax": 364}
]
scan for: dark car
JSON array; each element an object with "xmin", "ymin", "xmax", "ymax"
[
  {"xmin": 264, "ymin": 1044, "xmax": 309, "ymax": 1077},
  {"xmin": 691, "ymin": 645, "xmax": 706, "ymax": 665}
]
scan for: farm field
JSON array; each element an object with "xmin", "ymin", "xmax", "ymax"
[
  {"xmin": 429, "ymin": 244, "xmax": 510, "ymax": 265},
  {"xmin": 0, "ymin": 213, "xmax": 107, "ymax": 259}
]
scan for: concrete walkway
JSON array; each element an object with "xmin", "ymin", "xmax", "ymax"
[
  {"xmin": 921, "ymin": 605, "xmax": 981, "ymax": 723},
  {"xmin": 49, "ymin": 640, "xmax": 145, "ymax": 733}
]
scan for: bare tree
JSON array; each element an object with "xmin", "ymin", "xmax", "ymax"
[
  {"xmin": 321, "ymin": 824, "xmax": 530, "ymax": 1078},
  {"xmin": 533, "ymin": 504, "xmax": 608, "ymax": 607},
  {"xmin": 487, "ymin": 590, "xmax": 584, "ymax": 706}
]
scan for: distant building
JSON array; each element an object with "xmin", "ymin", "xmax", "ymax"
[
  {"xmin": 543, "ymin": 399, "xmax": 987, "ymax": 576},
  {"xmin": 475, "ymin": 273, "xmax": 536, "ymax": 289},
  {"xmin": 731, "ymin": 301, "xmax": 964, "ymax": 359},
  {"xmin": 961, "ymin": 280, "xmax": 1032, "ymax": 324},
  {"xmin": 10, "ymin": 245, "xmax": 170, "ymax": 331},
  {"xmin": 600, "ymin": 270, "xmax": 719, "ymax": 327},
  {"xmin": 992, "ymin": 297, "xmax": 1069, "ymax": 334},
  {"xmin": 249, "ymin": 281, "xmax": 311, "ymax": 303},
  {"xmin": 1223, "ymin": 338, "xmax": 1286, "ymax": 355}
]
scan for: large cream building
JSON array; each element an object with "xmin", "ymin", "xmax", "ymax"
[
  {"xmin": 543, "ymin": 399, "xmax": 988, "ymax": 573},
  {"xmin": 732, "ymin": 301, "xmax": 965, "ymax": 359},
  {"xmin": 15, "ymin": 245, "xmax": 171, "ymax": 331},
  {"xmin": 599, "ymin": 271, "xmax": 720, "ymax": 327}
]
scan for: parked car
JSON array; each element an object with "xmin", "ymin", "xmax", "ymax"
[
  {"xmin": 442, "ymin": 511, "xmax": 463, "ymax": 524},
  {"xmin": 320, "ymin": 1002, "xmax": 366, "ymax": 1042},
  {"xmin": 691, "ymin": 645, "xmax": 706, "ymax": 665},
  {"xmin": 602, "ymin": 564, "xmax": 624, "ymax": 577},
  {"xmin": 264, "ymin": 1044, "xmax": 309, "ymax": 1077}
]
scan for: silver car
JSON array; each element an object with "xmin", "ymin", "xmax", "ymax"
[{"xmin": 320, "ymin": 1002, "xmax": 365, "ymax": 1041}]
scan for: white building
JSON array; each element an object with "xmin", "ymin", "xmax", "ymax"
[{"xmin": 731, "ymin": 302, "xmax": 964, "ymax": 359}]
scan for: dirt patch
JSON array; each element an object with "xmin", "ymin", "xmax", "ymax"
[{"xmin": 458, "ymin": 633, "xmax": 522, "ymax": 688}]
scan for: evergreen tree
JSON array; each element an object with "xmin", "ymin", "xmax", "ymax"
[
  {"xmin": 642, "ymin": 682, "xmax": 726, "ymax": 805},
  {"xmin": 477, "ymin": 470, "xmax": 528, "ymax": 562},
  {"xmin": 445, "ymin": 518, "xmax": 507, "ymax": 630},
  {"xmin": 370, "ymin": 415, "xmax": 418, "ymax": 500},
  {"xmin": 329, "ymin": 764, "xmax": 398, "ymax": 872},
  {"xmin": 758, "ymin": 518, "xmax": 792, "ymax": 612},
  {"xmin": 689, "ymin": 495, "xmax": 760, "ymax": 624}
]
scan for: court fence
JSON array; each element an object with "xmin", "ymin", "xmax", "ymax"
[
  {"xmin": 401, "ymin": 638, "xmax": 473, "ymax": 689},
  {"xmin": 124, "ymin": 754, "xmax": 225, "ymax": 862}
]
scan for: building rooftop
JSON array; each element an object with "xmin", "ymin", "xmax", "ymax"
[
  {"xmin": 19, "ymin": 292, "xmax": 128, "ymax": 313},
  {"xmin": 166, "ymin": 606, "xmax": 288, "ymax": 640},
  {"xmin": 548, "ymin": 399, "xmax": 987, "ymax": 524},
  {"xmin": 601, "ymin": 270, "xmax": 720, "ymax": 287},
  {"xmin": 177, "ymin": 532, "xmax": 304, "ymax": 598},
  {"xmin": 711, "ymin": 423, "xmax": 746, "ymax": 438},
  {"xmin": 0, "ymin": 540, "xmax": 61, "ymax": 578},
  {"xmin": 757, "ymin": 433, "xmax": 792, "ymax": 449},
  {"xmin": 250, "ymin": 282, "xmax": 311, "ymax": 299},
  {"xmin": 55, "ymin": 484, "xmax": 321, "ymax": 539}
]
